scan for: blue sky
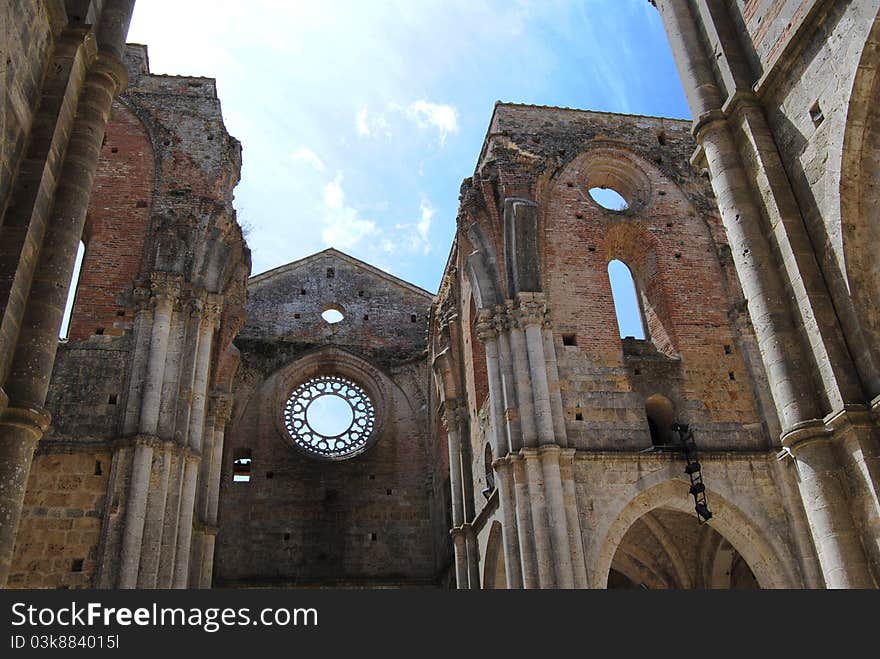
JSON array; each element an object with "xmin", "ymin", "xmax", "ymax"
[{"xmin": 125, "ymin": 0, "xmax": 690, "ymax": 297}]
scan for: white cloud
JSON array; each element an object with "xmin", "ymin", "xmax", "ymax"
[
  {"xmin": 355, "ymin": 107, "xmax": 371, "ymax": 137},
  {"xmin": 323, "ymin": 174, "xmax": 345, "ymax": 209},
  {"xmin": 320, "ymin": 173, "xmax": 378, "ymax": 250},
  {"xmin": 355, "ymin": 106, "xmax": 392, "ymax": 139},
  {"xmin": 408, "ymin": 100, "xmax": 459, "ymax": 145},
  {"xmin": 417, "ymin": 199, "xmax": 433, "ymax": 243},
  {"xmin": 290, "ymin": 147, "xmax": 326, "ymax": 172}
]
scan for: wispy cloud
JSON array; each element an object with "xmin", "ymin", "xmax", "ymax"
[
  {"xmin": 290, "ymin": 147, "xmax": 326, "ymax": 172},
  {"xmin": 406, "ymin": 101, "xmax": 459, "ymax": 145},
  {"xmin": 320, "ymin": 174, "xmax": 378, "ymax": 249}
]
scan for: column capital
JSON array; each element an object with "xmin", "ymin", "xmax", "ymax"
[
  {"xmin": 474, "ymin": 308, "xmax": 498, "ymax": 342},
  {"xmin": 203, "ymin": 294, "xmax": 224, "ymax": 326},
  {"xmin": 780, "ymin": 419, "xmax": 830, "ymax": 454},
  {"xmin": 149, "ymin": 272, "xmax": 183, "ymax": 305},
  {"xmin": 511, "ymin": 296, "xmax": 547, "ymax": 329},
  {"xmin": 211, "ymin": 393, "xmax": 234, "ymax": 424},
  {"xmin": 441, "ymin": 400, "xmax": 466, "ymax": 430}
]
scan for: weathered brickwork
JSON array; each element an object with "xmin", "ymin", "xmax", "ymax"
[
  {"xmin": 7, "ymin": 41, "xmax": 250, "ymax": 589},
  {"xmin": 215, "ymin": 250, "xmax": 447, "ymax": 587},
  {"xmin": 8, "ymin": 450, "xmax": 110, "ymax": 589},
  {"xmin": 3, "ymin": 1, "xmax": 879, "ymax": 590}
]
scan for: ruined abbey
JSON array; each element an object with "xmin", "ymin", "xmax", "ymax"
[{"xmin": 1, "ymin": 0, "xmax": 878, "ymax": 589}]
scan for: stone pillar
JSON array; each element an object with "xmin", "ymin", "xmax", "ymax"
[
  {"xmin": 118, "ymin": 440, "xmax": 154, "ymax": 588},
  {"xmin": 206, "ymin": 395, "xmax": 234, "ymax": 525},
  {"xmin": 136, "ymin": 443, "xmax": 173, "ymax": 588},
  {"xmin": 539, "ymin": 445, "xmax": 574, "ymax": 588},
  {"xmin": 496, "ymin": 318, "xmax": 522, "ymax": 452},
  {"xmin": 656, "ymin": 0, "xmax": 875, "ymax": 588},
  {"xmin": 443, "ymin": 402, "xmax": 468, "ymax": 588},
  {"xmin": 509, "ymin": 454, "xmax": 539, "ymax": 588},
  {"xmin": 475, "ymin": 309, "xmax": 523, "ymax": 588},
  {"xmin": 188, "ymin": 295, "xmax": 222, "ymax": 453},
  {"xmin": 464, "ymin": 523, "xmax": 480, "ymax": 590},
  {"xmin": 517, "ymin": 297, "xmax": 556, "ymax": 445},
  {"xmin": 156, "ymin": 454, "xmax": 184, "ymax": 588},
  {"xmin": 783, "ymin": 425, "xmax": 875, "ymax": 587},
  {"xmin": 507, "ymin": 305, "xmax": 539, "ymax": 448},
  {"xmin": 0, "ymin": 53, "xmax": 127, "ymax": 588},
  {"xmin": 140, "ymin": 273, "xmax": 181, "ymax": 435},
  {"xmin": 543, "ymin": 325, "xmax": 567, "ymax": 446},
  {"xmin": 172, "ymin": 456, "xmax": 200, "ymax": 588},
  {"xmin": 522, "ymin": 449, "xmax": 556, "ymax": 588},
  {"xmin": 560, "ymin": 449, "xmax": 588, "ymax": 588}
]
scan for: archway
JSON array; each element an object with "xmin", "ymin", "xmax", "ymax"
[
  {"xmin": 595, "ymin": 479, "xmax": 797, "ymax": 589},
  {"xmin": 608, "ymin": 507, "xmax": 759, "ymax": 589}
]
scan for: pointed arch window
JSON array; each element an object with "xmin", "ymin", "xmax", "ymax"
[{"xmin": 607, "ymin": 259, "xmax": 646, "ymax": 340}]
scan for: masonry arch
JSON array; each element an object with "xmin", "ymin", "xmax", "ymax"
[
  {"xmin": 594, "ymin": 479, "xmax": 797, "ymax": 589},
  {"xmin": 482, "ymin": 520, "xmax": 507, "ymax": 589},
  {"xmin": 839, "ymin": 8, "xmax": 880, "ymax": 397}
]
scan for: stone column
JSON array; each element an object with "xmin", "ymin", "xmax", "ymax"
[
  {"xmin": 136, "ymin": 443, "xmax": 173, "ymax": 588},
  {"xmin": 140, "ymin": 273, "xmax": 181, "ymax": 436},
  {"xmin": 206, "ymin": 395, "xmax": 234, "ymax": 526},
  {"xmin": 522, "ymin": 449, "xmax": 556, "ymax": 588},
  {"xmin": 188, "ymin": 295, "xmax": 222, "ymax": 453},
  {"xmin": 517, "ymin": 296, "xmax": 556, "ymax": 445},
  {"xmin": 507, "ymin": 303, "xmax": 539, "ymax": 448},
  {"xmin": 560, "ymin": 449, "xmax": 588, "ymax": 588},
  {"xmin": 539, "ymin": 445, "xmax": 574, "ymax": 588},
  {"xmin": 496, "ymin": 318, "xmax": 522, "ymax": 452},
  {"xmin": 443, "ymin": 402, "xmax": 469, "ymax": 588},
  {"xmin": 464, "ymin": 523, "xmax": 480, "ymax": 590},
  {"xmin": 476, "ymin": 309, "xmax": 523, "ymax": 588},
  {"xmin": 118, "ymin": 440, "xmax": 154, "ymax": 588},
  {"xmin": 509, "ymin": 454, "xmax": 539, "ymax": 588},
  {"xmin": 0, "ymin": 53, "xmax": 127, "ymax": 587},
  {"xmin": 656, "ymin": 0, "xmax": 875, "ymax": 588},
  {"xmin": 172, "ymin": 456, "xmax": 200, "ymax": 588}
]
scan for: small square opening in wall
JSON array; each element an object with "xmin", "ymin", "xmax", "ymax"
[
  {"xmin": 294, "ymin": 313, "xmax": 300, "ymax": 319},
  {"xmin": 410, "ymin": 314, "xmax": 417, "ymax": 323},
  {"xmin": 724, "ymin": 344, "xmax": 732, "ymax": 355},
  {"xmin": 300, "ymin": 288, "xmax": 306, "ymax": 295},
  {"xmin": 370, "ymin": 533, "xmax": 377, "ymax": 541},
  {"xmin": 386, "ymin": 488, "xmax": 392, "ymax": 495},
  {"xmin": 358, "ymin": 290, "xmax": 364, "ymax": 297},
  {"xmin": 562, "ymin": 333, "xmax": 577, "ymax": 346},
  {"xmin": 116, "ymin": 310, "xmax": 126, "ymax": 316},
  {"xmin": 95, "ymin": 327, "xmax": 104, "ymax": 335},
  {"xmin": 575, "ymin": 412, "xmax": 583, "ymax": 421},
  {"xmin": 363, "ymin": 314, "xmax": 369, "ymax": 321},
  {"xmin": 110, "ymin": 147, "xmax": 118, "ymax": 154},
  {"xmin": 326, "ymin": 267, "xmax": 335, "ymax": 279},
  {"xmin": 108, "ymin": 394, "xmax": 117, "ymax": 405},
  {"xmin": 809, "ymin": 101, "xmax": 824, "ymax": 127},
  {"xmin": 71, "ymin": 559, "xmax": 84, "ymax": 573},
  {"xmin": 728, "ymin": 371, "xmax": 736, "ymax": 381}
]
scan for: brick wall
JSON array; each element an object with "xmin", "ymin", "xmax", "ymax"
[
  {"xmin": 8, "ymin": 450, "xmax": 111, "ymax": 588},
  {"xmin": 68, "ymin": 100, "xmax": 154, "ymax": 340}
]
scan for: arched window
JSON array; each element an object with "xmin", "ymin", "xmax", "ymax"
[
  {"xmin": 607, "ymin": 259, "xmax": 645, "ymax": 340},
  {"xmin": 59, "ymin": 240, "xmax": 86, "ymax": 339},
  {"xmin": 645, "ymin": 394, "xmax": 675, "ymax": 447}
]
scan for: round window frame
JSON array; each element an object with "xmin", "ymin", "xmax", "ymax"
[
  {"xmin": 274, "ymin": 349, "xmax": 388, "ymax": 462},
  {"xmin": 282, "ymin": 375, "xmax": 376, "ymax": 460}
]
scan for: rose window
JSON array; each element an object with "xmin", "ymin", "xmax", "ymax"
[{"xmin": 283, "ymin": 375, "xmax": 376, "ymax": 459}]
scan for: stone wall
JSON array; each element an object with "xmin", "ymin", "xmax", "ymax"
[{"xmin": 215, "ymin": 249, "xmax": 446, "ymax": 587}]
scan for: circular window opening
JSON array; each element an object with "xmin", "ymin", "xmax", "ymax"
[
  {"xmin": 283, "ymin": 375, "xmax": 376, "ymax": 459},
  {"xmin": 589, "ymin": 187, "xmax": 629, "ymax": 211},
  {"xmin": 322, "ymin": 308, "xmax": 344, "ymax": 324}
]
